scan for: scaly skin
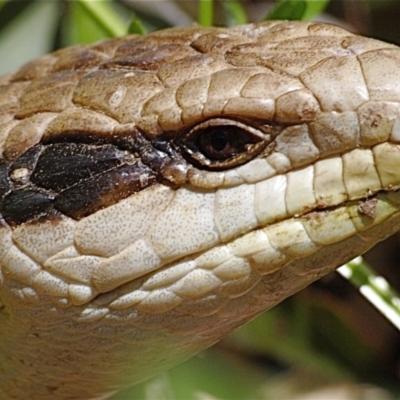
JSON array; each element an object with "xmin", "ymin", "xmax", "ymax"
[{"xmin": 1, "ymin": 21, "xmax": 400, "ymax": 399}]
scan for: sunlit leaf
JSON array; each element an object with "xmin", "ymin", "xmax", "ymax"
[
  {"xmin": 224, "ymin": 1, "xmax": 248, "ymax": 26},
  {"xmin": 338, "ymin": 258, "xmax": 400, "ymax": 331},
  {"xmin": 302, "ymin": 0, "xmax": 330, "ymax": 20},
  {"xmin": 65, "ymin": 1, "xmax": 111, "ymax": 45},
  {"xmin": 128, "ymin": 15, "xmax": 146, "ymax": 35},
  {"xmin": 199, "ymin": 0, "xmax": 213, "ymax": 26},
  {"xmin": 265, "ymin": 0, "xmax": 329, "ymax": 21},
  {"xmin": 75, "ymin": 0, "xmax": 127, "ymax": 39}
]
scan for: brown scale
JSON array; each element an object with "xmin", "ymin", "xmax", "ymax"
[{"xmin": 101, "ymin": 44, "xmax": 198, "ymax": 71}]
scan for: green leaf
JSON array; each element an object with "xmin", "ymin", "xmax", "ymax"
[
  {"xmin": 198, "ymin": 0, "xmax": 213, "ymax": 27},
  {"xmin": 64, "ymin": 2, "xmax": 109, "ymax": 45},
  {"xmin": 75, "ymin": 0, "xmax": 127, "ymax": 39},
  {"xmin": 0, "ymin": 0, "xmax": 8, "ymax": 13},
  {"xmin": 128, "ymin": 15, "xmax": 146, "ymax": 35},
  {"xmin": 265, "ymin": 0, "xmax": 329, "ymax": 21},
  {"xmin": 338, "ymin": 257, "xmax": 400, "ymax": 331},
  {"xmin": 223, "ymin": 1, "xmax": 248, "ymax": 26},
  {"xmin": 265, "ymin": 0, "xmax": 306, "ymax": 20},
  {"xmin": 64, "ymin": 0, "xmax": 128, "ymax": 46},
  {"xmin": 302, "ymin": 0, "xmax": 330, "ymax": 20}
]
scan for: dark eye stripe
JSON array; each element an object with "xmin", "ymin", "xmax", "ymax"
[
  {"xmin": 0, "ymin": 142, "xmax": 157, "ymax": 225},
  {"xmin": 31, "ymin": 143, "xmax": 131, "ymax": 192}
]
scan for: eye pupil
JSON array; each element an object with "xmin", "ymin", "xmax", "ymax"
[
  {"xmin": 178, "ymin": 120, "xmax": 267, "ymax": 171},
  {"xmin": 211, "ymin": 130, "xmax": 228, "ymax": 151},
  {"xmin": 197, "ymin": 125, "xmax": 258, "ymax": 161}
]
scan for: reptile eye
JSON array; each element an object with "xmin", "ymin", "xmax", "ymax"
[{"xmin": 178, "ymin": 119, "xmax": 268, "ymax": 170}]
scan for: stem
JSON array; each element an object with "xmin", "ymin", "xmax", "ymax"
[
  {"xmin": 337, "ymin": 257, "xmax": 400, "ymax": 331},
  {"xmin": 198, "ymin": 0, "xmax": 213, "ymax": 27},
  {"xmin": 76, "ymin": 0, "xmax": 126, "ymax": 38}
]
